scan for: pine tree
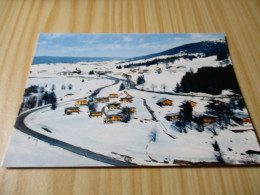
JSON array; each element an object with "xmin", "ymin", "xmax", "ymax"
[
  {"xmin": 49, "ymin": 92, "xmax": 57, "ymax": 110},
  {"xmin": 175, "ymin": 83, "xmax": 181, "ymax": 93},
  {"xmin": 119, "ymin": 83, "xmax": 125, "ymax": 91}
]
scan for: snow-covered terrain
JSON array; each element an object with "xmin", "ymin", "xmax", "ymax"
[
  {"xmin": 2, "ymin": 39, "xmax": 260, "ymax": 167},
  {"xmin": 2, "ymin": 129, "xmax": 111, "ymax": 167}
]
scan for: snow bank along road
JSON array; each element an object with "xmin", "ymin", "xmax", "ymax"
[{"xmin": 15, "ymin": 77, "xmax": 135, "ymax": 167}]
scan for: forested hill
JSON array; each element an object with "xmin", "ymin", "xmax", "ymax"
[
  {"xmin": 180, "ymin": 65, "xmax": 241, "ymax": 95},
  {"xmin": 129, "ymin": 39, "xmax": 229, "ymax": 61}
]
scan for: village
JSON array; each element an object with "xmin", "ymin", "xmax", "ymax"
[
  {"xmin": 64, "ymin": 88, "xmax": 252, "ymax": 133},
  {"xmin": 10, "ymin": 60, "xmax": 259, "ymax": 166},
  {"xmin": 3, "ymin": 34, "xmax": 260, "ymax": 167}
]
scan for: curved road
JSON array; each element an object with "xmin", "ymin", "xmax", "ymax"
[{"xmin": 16, "ymin": 77, "xmax": 135, "ymax": 167}]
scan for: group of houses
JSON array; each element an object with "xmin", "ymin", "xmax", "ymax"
[
  {"xmin": 64, "ymin": 94, "xmax": 251, "ymax": 128},
  {"xmin": 158, "ymin": 98, "xmax": 251, "ymax": 127},
  {"xmin": 64, "ymin": 93, "xmax": 136, "ymax": 124}
]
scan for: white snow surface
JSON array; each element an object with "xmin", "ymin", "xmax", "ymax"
[
  {"xmin": 3, "ymin": 53, "xmax": 260, "ymax": 167},
  {"xmin": 2, "ymin": 129, "xmax": 111, "ymax": 167}
]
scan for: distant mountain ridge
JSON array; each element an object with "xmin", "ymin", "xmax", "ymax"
[
  {"xmin": 128, "ymin": 39, "xmax": 229, "ymax": 61},
  {"xmin": 32, "ymin": 39, "xmax": 229, "ymax": 64},
  {"xmin": 32, "ymin": 56, "xmax": 127, "ymax": 65}
]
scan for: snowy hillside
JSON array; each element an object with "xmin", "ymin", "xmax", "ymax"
[
  {"xmin": 130, "ymin": 39, "xmax": 228, "ymax": 61},
  {"xmin": 3, "ymin": 38, "xmax": 259, "ymax": 167}
]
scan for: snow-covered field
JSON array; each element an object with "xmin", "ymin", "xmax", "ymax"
[
  {"xmin": 3, "ymin": 50, "xmax": 260, "ymax": 167},
  {"xmin": 2, "ymin": 129, "xmax": 111, "ymax": 167}
]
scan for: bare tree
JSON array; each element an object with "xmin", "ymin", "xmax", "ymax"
[
  {"xmin": 161, "ymin": 83, "xmax": 167, "ymax": 93},
  {"xmin": 151, "ymin": 83, "xmax": 157, "ymax": 92}
]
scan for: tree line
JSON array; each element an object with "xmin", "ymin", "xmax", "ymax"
[
  {"xmin": 179, "ymin": 65, "xmax": 241, "ymax": 95},
  {"xmin": 124, "ymin": 54, "xmax": 198, "ymax": 68},
  {"xmin": 19, "ymin": 84, "xmax": 59, "ymax": 114}
]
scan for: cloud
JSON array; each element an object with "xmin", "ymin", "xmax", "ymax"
[
  {"xmin": 190, "ymin": 33, "xmax": 205, "ymax": 39},
  {"xmin": 174, "ymin": 37, "xmax": 182, "ymax": 41},
  {"xmin": 41, "ymin": 33, "xmax": 74, "ymax": 40},
  {"xmin": 100, "ymin": 43, "xmax": 123, "ymax": 50},
  {"xmin": 123, "ymin": 36, "xmax": 133, "ymax": 42},
  {"xmin": 38, "ymin": 41, "xmax": 47, "ymax": 45},
  {"xmin": 138, "ymin": 43, "xmax": 150, "ymax": 49},
  {"xmin": 139, "ymin": 38, "xmax": 144, "ymax": 42}
]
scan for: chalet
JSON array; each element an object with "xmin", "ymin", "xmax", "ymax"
[
  {"xmin": 214, "ymin": 100, "xmax": 225, "ymax": 106},
  {"xmin": 89, "ymin": 111, "xmax": 103, "ymax": 118},
  {"xmin": 121, "ymin": 97, "xmax": 133, "ymax": 102},
  {"xmin": 208, "ymin": 100, "xmax": 226, "ymax": 107},
  {"xmin": 109, "ymin": 93, "xmax": 119, "ymax": 98},
  {"xmin": 165, "ymin": 113, "xmax": 179, "ymax": 121},
  {"xmin": 72, "ymin": 68, "xmax": 82, "ymax": 74},
  {"xmin": 179, "ymin": 101, "xmax": 197, "ymax": 109},
  {"xmin": 104, "ymin": 114, "xmax": 121, "ymax": 123},
  {"xmin": 95, "ymin": 71, "xmax": 105, "ymax": 76},
  {"xmin": 76, "ymin": 99, "xmax": 88, "ymax": 106},
  {"xmin": 128, "ymin": 107, "xmax": 136, "ymax": 113},
  {"xmin": 123, "ymin": 73, "xmax": 132, "ymax": 79},
  {"xmin": 189, "ymin": 101, "xmax": 197, "ymax": 108},
  {"xmin": 95, "ymin": 97, "xmax": 110, "ymax": 103},
  {"xmin": 232, "ymin": 114, "xmax": 251, "ymax": 125},
  {"xmin": 108, "ymin": 103, "xmax": 121, "ymax": 109},
  {"xmin": 122, "ymin": 107, "xmax": 136, "ymax": 114},
  {"xmin": 193, "ymin": 115, "xmax": 218, "ymax": 126},
  {"xmin": 157, "ymin": 98, "xmax": 173, "ymax": 106},
  {"xmin": 64, "ymin": 107, "xmax": 79, "ymax": 115}
]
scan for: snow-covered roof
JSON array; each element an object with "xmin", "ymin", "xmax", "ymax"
[
  {"xmin": 196, "ymin": 114, "xmax": 218, "ymax": 119},
  {"xmin": 105, "ymin": 114, "xmax": 121, "ymax": 117},
  {"xmin": 233, "ymin": 113, "xmax": 250, "ymax": 119},
  {"xmin": 121, "ymin": 97, "xmax": 132, "ymax": 99},
  {"xmin": 65, "ymin": 107, "xmax": 79, "ymax": 109},
  {"xmin": 108, "ymin": 103, "xmax": 121, "ymax": 105},
  {"xmin": 166, "ymin": 113, "xmax": 179, "ymax": 117},
  {"xmin": 90, "ymin": 111, "xmax": 102, "ymax": 113},
  {"xmin": 95, "ymin": 97, "xmax": 109, "ymax": 99},
  {"xmin": 158, "ymin": 98, "xmax": 171, "ymax": 102}
]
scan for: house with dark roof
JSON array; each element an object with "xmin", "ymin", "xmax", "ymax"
[
  {"xmin": 108, "ymin": 103, "xmax": 121, "ymax": 109},
  {"xmin": 192, "ymin": 114, "xmax": 218, "ymax": 126},
  {"xmin": 232, "ymin": 113, "xmax": 251, "ymax": 125},
  {"xmin": 95, "ymin": 97, "xmax": 110, "ymax": 103},
  {"xmin": 165, "ymin": 113, "xmax": 179, "ymax": 121},
  {"xmin": 157, "ymin": 98, "xmax": 173, "ymax": 106},
  {"xmin": 65, "ymin": 107, "xmax": 79, "ymax": 115},
  {"xmin": 104, "ymin": 114, "xmax": 121, "ymax": 123}
]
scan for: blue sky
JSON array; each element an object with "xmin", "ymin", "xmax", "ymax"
[{"xmin": 35, "ymin": 33, "xmax": 225, "ymax": 57}]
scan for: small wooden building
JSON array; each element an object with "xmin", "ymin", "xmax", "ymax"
[
  {"xmin": 89, "ymin": 111, "xmax": 103, "ymax": 118},
  {"xmin": 96, "ymin": 71, "xmax": 105, "ymax": 76},
  {"xmin": 208, "ymin": 100, "xmax": 226, "ymax": 107},
  {"xmin": 165, "ymin": 113, "xmax": 179, "ymax": 121},
  {"xmin": 232, "ymin": 114, "xmax": 251, "ymax": 125},
  {"xmin": 128, "ymin": 107, "xmax": 136, "ymax": 113},
  {"xmin": 109, "ymin": 94, "xmax": 119, "ymax": 98},
  {"xmin": 65, "ymin": 107, "xmax": 79, "ymax": 115},
  {"xmin": 122, "ymin": 107, "xmax": 136, "ymax": 114},
  {"xmin": 158, "ymin": 98, "xmax": 173, "ymax": 106},
  {"xmin": 193, "ymin": 115, "xmax": 218, "ymax": 126},
  {"xmin": 121, "ymin": 97, "xmax": 133, "ymax": 102},
  {"xmin": 76, "ymin": 99, "xmax": 88, "ymax": 106},
  {"xmin": 189, "ymin": 101, "xmax": 197, "ymax": 108},
  {"xmin": 104, "ymin": 114, "xmax": 121, "ymax": 123},
  {"xmin": 95, "ymin": 97, "xmax": 110, "ymax": 103},
  {"xmin": 108, "ymin": 103, "xmax": 121, "ymax": 109}
]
